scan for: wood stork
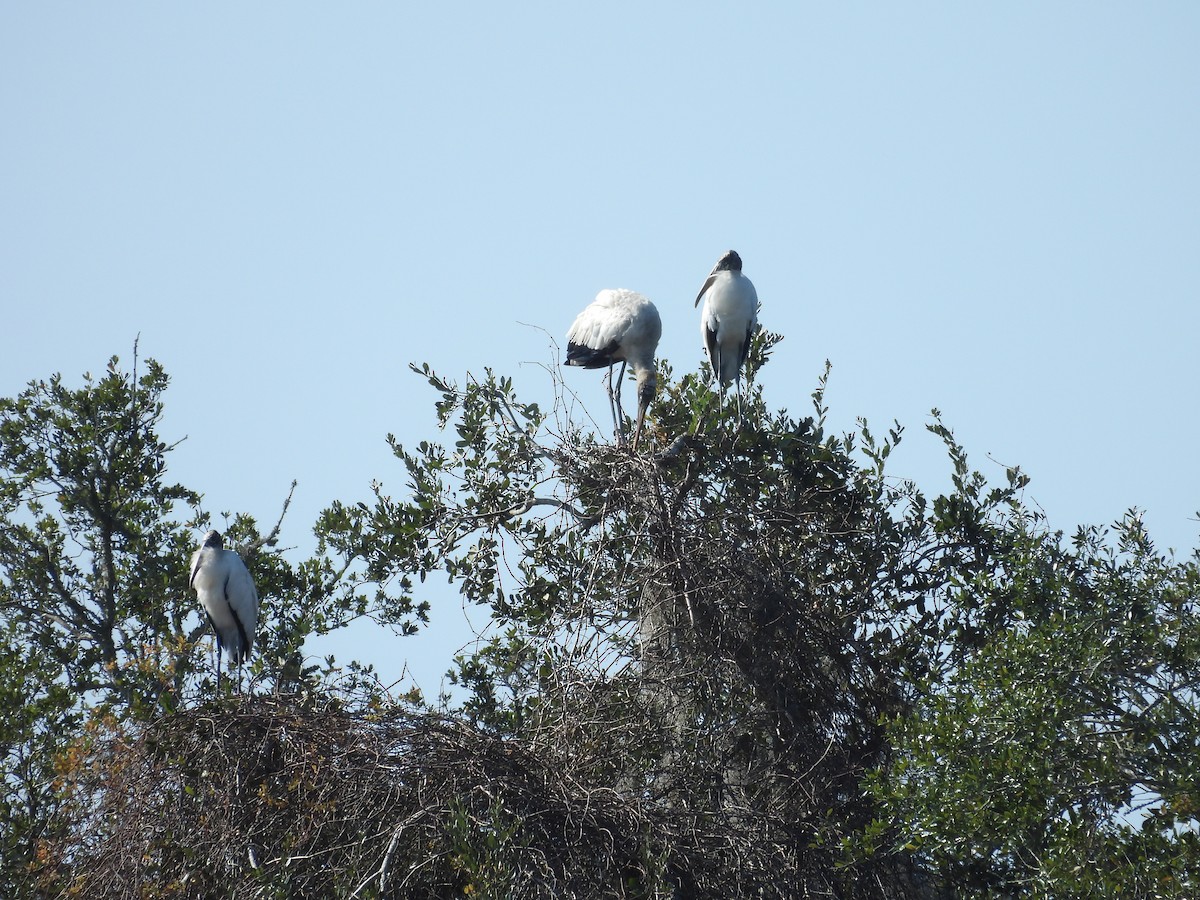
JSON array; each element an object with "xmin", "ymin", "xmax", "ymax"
[
  {"xmin": 189, "ymin": 530, "xmax": 259, "ymax": 689},
  {"xmin": 565, "ymin": 288, "xmax": 662, "ymax": 449},
  {"xmin": 695, "ymin": 250, "xmax": 759, "ymax": 426}
]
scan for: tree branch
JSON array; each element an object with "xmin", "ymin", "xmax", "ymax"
[{"xmin": 246, "ymin": 480, "xmax": 298, "ymax": 554}]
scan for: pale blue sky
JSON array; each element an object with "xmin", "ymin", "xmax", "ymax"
[{"xmin": 4, "ymin": 4, "xmax": 1198, "ymax": 693}]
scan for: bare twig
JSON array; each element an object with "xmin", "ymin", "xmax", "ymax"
[{"xmin": 245, "ymin": 479, "xmax": 298, "ymax": 554}]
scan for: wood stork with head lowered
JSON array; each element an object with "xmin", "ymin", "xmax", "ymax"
[
  {"xmin": 189, "ymin": 530, "xmax": 259, "ymax": 690},
  {"xmin": 695, "ymin": 250, "xmax": 758, "ymax": 427},
  {"xmin": 565, "ymin": 288, "xmax": 662, "ymax": 449}
]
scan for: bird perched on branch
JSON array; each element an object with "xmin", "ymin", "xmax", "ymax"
[
  {"xmin": 695, "ymin": 250, "xmax": 759, "ymax": 427},
  {"xmin": 189, "ymin": 530, "xmax": 259, "ymax": 689},
  {"xmin": 565, "ymin": 288, "xmax": 662, "ymax": 449}
]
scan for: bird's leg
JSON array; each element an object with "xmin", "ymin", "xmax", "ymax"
[
  {"xmin": 613, "ymin": 360, "xmax": 628, "ymax": 443},
  {"xmin": 216, "ymin": 649, "xmax": 223, "ymax": 693},
  {"xmin": 604, "ymin": 365, "xmax": 619, "ymax": 439},
  {"xmin": 734, "ymin": 376, "xmax": 744, "ymax": 429}
]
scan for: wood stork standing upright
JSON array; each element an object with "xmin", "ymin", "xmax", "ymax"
[
  {"xmin": 565, "ymin": 288, "xmax": 662, "ymax": 449},
  {"xmin": 695, "ymin": 250, "xmax": 759, "ymax": 426},
  {"xmin": 189, "ymin": 530, "xmax": 259, "ymax": 690}
]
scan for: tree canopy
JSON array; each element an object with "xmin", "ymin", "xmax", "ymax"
[{"xmin": 1, "ymin": 340, "xmax": 1197, "ymax": 898}]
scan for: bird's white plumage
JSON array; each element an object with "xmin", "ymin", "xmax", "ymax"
[
  {"xmin": 565, "ymin": 288, "xmax": 661, "ymax": 372},
  {"xmin": 564, "ymin": 288, "xmax": 661, "ymax": 448},
  {"xmin": 695, "ymin": 250, "xmax": 759, "ymax": 426},
  {"xmin": 189, "ymin": 530, "xmax": 259, "ymax": 667},
  {"xmin": 697, "ymin": 267, "xmax": 758, "ymax": 385}
]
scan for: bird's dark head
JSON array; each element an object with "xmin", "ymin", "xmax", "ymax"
[
  {"xmin": 201, "ymin": 530, "xmax": 224, "ymax": 550},
  {"xmin": 636, "ymin": 370, "xmax": 658, "ymax": 408},
  {"xmin": 715, "ymin": 250, "xmax": 743, "ymax": 273}
]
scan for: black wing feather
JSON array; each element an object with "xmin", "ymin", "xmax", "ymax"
[
  {"xmin": 224, "ymin": 573, "xmax": 252, "ymax": 664},
  {"xmin": 739, "ymin": 323, "xmax": 754, "ymax": 369},
  {"xmin": 565, "ymin": 339, "xmax": 621, "ymax": 369},
  {"xmin": 704, "ymin": 324, "xmax": 720, "ymax": 380}
]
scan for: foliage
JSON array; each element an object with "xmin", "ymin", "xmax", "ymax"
[
  {"xmin": 0, "ymin": 353, "xmax": 401, "ymax": 896},
  {"xmin": 305, "ymin": 343, "xmax": 988, "ymax": 895},
  {"xmin": 4, "ymin": 337, "xmax": 1199, "ymax": 897},
  {"xmin": 314, "ymin": 340, "xmax": 1200, "ymax": 896},
  {"xmin": 0, "ymin": 355, "xmax": 202, "ymax": 710},
  {"xmin": 876, "ymin": 511, "xmax": 1200, "ymax": 897},
  {"xmin": 0, "ymin": 353, "xmax": 201, "ymax": 894}
]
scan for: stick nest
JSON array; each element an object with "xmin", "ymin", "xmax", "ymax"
[{"xmin": 48, "ymin": 694, "xmax": 923, "ymax": 900}]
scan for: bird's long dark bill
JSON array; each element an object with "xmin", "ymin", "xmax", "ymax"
[{"xmin": 633, "ymin": 403, "xmax": 648, "ymax": 450}]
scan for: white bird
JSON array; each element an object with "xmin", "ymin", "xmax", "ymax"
[
  {"xmin": 695, "ymin": 250, "xmax": 758, "ymax": 426},
  {"xmin": 565, "ymin": 288, "xmax": 662, "ymax": 449},
  {"xmin": 189, "ymin": 530, "xmax": 259, "ymax": 689}
]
